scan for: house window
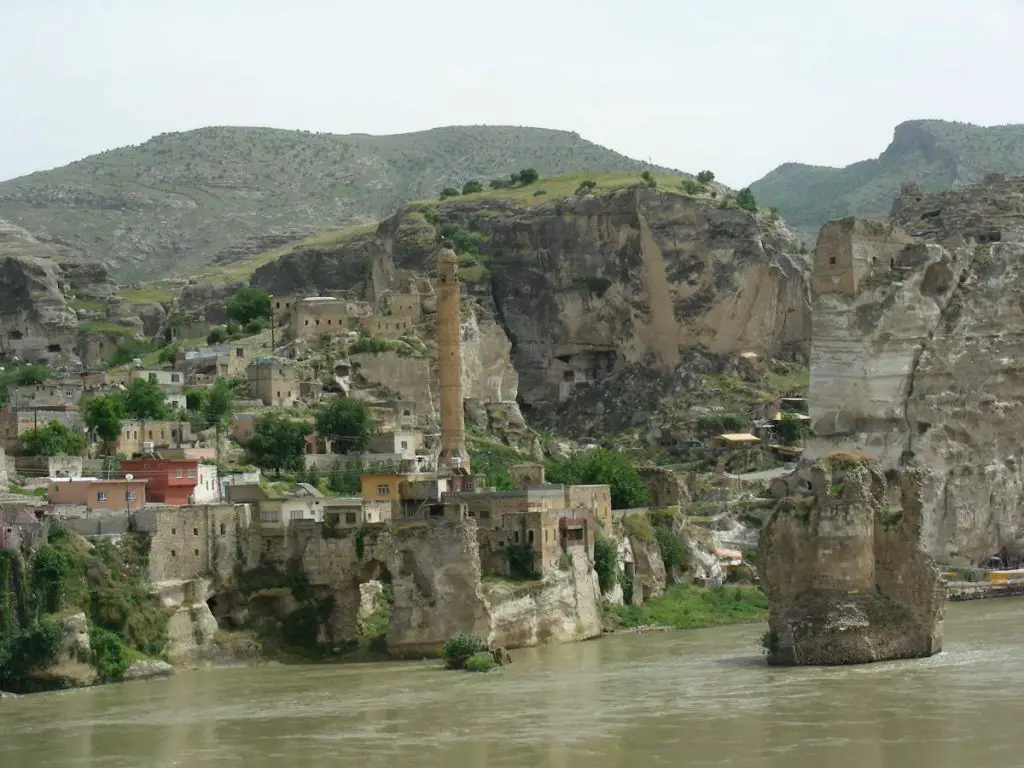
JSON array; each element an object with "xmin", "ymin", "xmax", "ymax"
[
  {"xmin": 219, "ymin": 523, "xmax": 226, "ymax": 535},
  {"xmin": 315, "ymin": 319, "xmax": 320, "ymax": 326},
  {"xmin": 528, "ymin": 530, "xmax": 535, "ymax": 545},
  {"xmin": 65, "ymin": 389, "xmax": 75, "ymax": 398},
  {"xmin": 193, "ymin": 528, "xmax": 199, "ymax": 536},
  {"xmin": 97, "ymin": 491, "xmax": 107, "ymax": 502},
  {"xmin": 176, "ymin": 469, "xmax": 183, "ymax": 479},
  {"xmin": 377, "ymin": 484, "xmax": 390, "ymax": 496},
  {"xmin": 171, "ymin": 373, "xmax": 180, "ymax": 383},
  {"xmin": 480, "ymin": 510, "xmax": 491, "ymax": 520},
  {"xmin": 171, "ymin": 528, "xmax": 176, "ymax": 535},
  {"xmin": 126, "ymin": 491, "xmax": 136, "ymax": 501},
  {"xmin": 290, "ymin": 510, "xmax": 305, "ymax": 520},
  {"xmin": 188, "ymin": 469, "xmax": 197, "ymax": 479},
  {"xmin": 276, "ymin": 302, "xmax": 281, "ymax": 309},
  {"xmin": 148, "ymin": 431, "xmax": 153, "ymax": 439},
  {"xmin": 345, "ymin": 512, "xmax": 356, "ymax": 524},
  {"xmin": 171, "ymin": 550, "xmax": 176, "ymax": 558},
  {"xmin": 261, "ymin": 511, "xmax": 279, "ymax": 523},
  {"xmin": 148, "ymin": 373, "xmax": 158, "ymax": 382},
  {"xmin": 236, "ymin": 348, "xmax": 244, "ymax": 357},
  {"xmin": 401, "ymin": 441, "xmax": 408, "ymax": 450},
  {"xmin": 304, "ymin": 320, "xmax": 309, "ymax": 326},
  {"xmin": 194, "ymin": 549, "xmax": 200, "ymax": 557},
  {"xmin": 829, "ymin": 256, "xmax": 837, "ymax": 265},
  {"xmin": 514, "ymin": 531, "xmax": 520, "ymax": 543},
  {"xmin": 47, "ymin": 344, "xmax": 61, "ymax": 353}
]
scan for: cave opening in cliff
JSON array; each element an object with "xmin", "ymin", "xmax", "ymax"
[{"xmin": 355, "ymin": 559, "xmax": 393, "ymax": 649}]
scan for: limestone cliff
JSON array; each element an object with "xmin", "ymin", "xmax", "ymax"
[
  {"xmin": 280, "ymin": 518, "xmax": 601, "ymax": 656},
  {"xmin": 759, "ymin": 456, "xmax": 944, "ymax": 666},
  {"xmin": 252, "ymin": 185, "xmax": 810, "ymax": 428},
  {"xmin": 807, "ymin": 176, "xmax": 1024, "ymax": 563}
]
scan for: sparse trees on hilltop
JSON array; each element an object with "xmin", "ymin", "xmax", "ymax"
[
  {"xmin": 736, "ymin": 187, "xmax": 758, "ymax": 213},
  {"xmin": 696, "ymin": 170, "xmax": 715, "ymax": 184}
]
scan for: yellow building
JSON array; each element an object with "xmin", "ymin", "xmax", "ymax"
[{"xmin": 360, "ymin": 473, "xmax": 407, "ymax": 503}]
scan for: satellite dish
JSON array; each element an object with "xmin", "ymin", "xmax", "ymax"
[{"xmin": 124, "ymin": 473, "xmax": 134, "ymax": 481}]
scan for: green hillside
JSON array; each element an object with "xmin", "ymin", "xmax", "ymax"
[
  {"xmin": 750, "ymin": 120, "xmax": 1024, "ymax": 241},
  {"xmin": 0, "ymin": 125, "xmax": 668, "ymax": 282}
]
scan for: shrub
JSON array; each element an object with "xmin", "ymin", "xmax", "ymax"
[
  {"xmin": 695, "ymin": 413, "xmax": 745, "ymax": 434},
  {"xmin": 680, "ymin": 179, "xmax": 706, "ymax": 195},
  {"xmin": 760, "ymin": 629, "xmax": 780, "ymax": 655},
  {"xmin": 206, "ymin": 327, "xmax": 228, "ymax": 345},
  {"xmin": 532, "ymin": 189, "xmax": 546, "ymax": 197},
  {"xmin": 244, "ymin": 318, "xmax": 268, "ymax": 335},
  {"xmin": 227, "ymin": 287, "xmax": 271, "ymax": 326},
  {"xmin": 576, "ymin": 179, "xmax": 597, "ymax": 194},
  {"xmin": 489, "ymin": 178, "xmax": 511, "ymax": 189},
  {"xmin": 465, "ymin": 651, "xmax": 497, "ymax": 672},
  {"xmin": 654, "ymin": 526, "xmax": 691, "ymax": 572},
  {"xmin": 593, "ymin": 536, "xmax": 619, "ymax": 593},
  {"xmin": 514, "ymin": 168, "xmax": 539, "ymax": 185},
  {"xmin": 439, "ymin": 187, "xmax": 459, "ymax": 199},
  {"xmin": 736, "ymin": 187, "xmax": 758, "ymax": 212},
  {"xmin": 91, "ymin": 625, "xmax": 131, "ymax": 681},
  {"xmin": 545, "ymin": 448, "xmax": 648, "ymax": 510},
  {"xmin": 696, "ymin": 170, "xmax": 715, "ymax": 184},
  {"xmin": 462, "ymin": 180, "xmax": 483, "ymax": 195},
  {"xmin": 442, "ymin": 633, "xmax": 487, "ymax": 669},
  {"xmin": 506, "ymin": 544, "xmax": 539, "ymax": 581},
  {"xmin": 640, "ymin": 171, "xmax": 656, "ymax": 187}
]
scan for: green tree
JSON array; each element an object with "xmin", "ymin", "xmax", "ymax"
[
  {"xmin": 517, "ymin": 168, "xmax": 539, "ymax": 185},
  {"xmin": 20, "ymin": 421, "xmax": 87, "ymax": 457},
  {"xmin": 156, "ymin": 343, "xmax": 179, "ymax": 367},
  {"xmin": 328, "ymin": 459, "xmax": 362, "ymax": 494},
  {"xmin": 226, "ymin": 287, "xmax": 272, "ymax": 326},
  {"xmin": 84, "ymin": 395, "xmax": 125, "ymax": 453},
  {"xmin": 0, "ymin": 364, "xmax": 52, "ymax": 405},
  {"xmin": 489, "ymin": 178, "xmax": 511, "ymax": 189},
  {"xmin": 439, "ymin": 187, "xmax": 459, "ymax": 199},
  {"xmin": 696, "ymin": 170, "xmax": 715, "ymax": 184},
  {"xmin": 202, "ymin": 379, "xmax": 234, "ymax": 475},
  {"xmin": 206, "ymin": 327, "xmax": 228, "ymax": 345},
  {"xmin": 185, "ymin": 389, "xmax": 207, "ymax": 412},
  {"xmin": 246, "ymin": 412, "xmax": 312, "ymax": 475},
  {"xmin": 736, "ymin": 187, "xmax": 758, "ymax": 212},
  {"xmin": 545, "ymin": 448, "xmax": 648, "ymax": 510},
  {"xmin": 122, "ymin": 379, "xmax": 170, "ymax": 420},
  {"xmin": 108, "ymin": 339, "xmax": 155, "ymax": 368},
  {"xmin": 776, "ymin": 413, "xmax": 807, "ymax": 445},
  {"xmin": 461, "ymin": 180, "xmax": 483, "ymax": 195},
  {"xmin": 315, "ymin": 396, "xmax": 376, "ymax": 454}
]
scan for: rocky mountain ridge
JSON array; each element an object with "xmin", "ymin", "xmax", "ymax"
[
  {"xmin": 0, "ymin": 125, "xmax": 667, "ymax": 281},
  {"xmin": 751, "ymin": 119, "xmax": 1024, "ymax": 241}
]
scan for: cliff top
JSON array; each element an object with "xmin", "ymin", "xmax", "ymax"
[
  {"xmin": 891, "ymin": 174, "xmax": 1024, "ymax": 242},
  {"xmin": 750, "ymin": 119, "xmax": 1024, "ymax": 241},
  {"xmin": 0, "ymin": 125, "xmax": 668, "ymax": 282}
]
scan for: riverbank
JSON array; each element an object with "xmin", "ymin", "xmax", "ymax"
[
  {"xmin": 947, "ymin": 580, "xmax": 1024, "ymax": 601},
  {"xmin": 602, "ymin": 584, "xmax": 768, "ymax": 631}
]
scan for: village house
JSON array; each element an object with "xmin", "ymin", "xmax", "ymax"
[
  {"xmin": 231, "ymin": 413, "xmax": 257, "ymax": 444},
  {"xmin": 193, "ymin": 464, "xmax": 220, "ymax": 503},
  {"xmin": 121, "ymin": 457, "xmax": 200, "ymax": 505},
  {"xmin": 367, "ymin": 429, "xmax": 424, "ymax": 461},
  {"xmin": 5, "ymin": 379, "xmax": 84, "ymax": 410},
  {"xmin": 175, "ymin": 344, "xmax": 250, "ymax": 378},
  {"xmin": 114, "ymin": 419, "xmax": 194, "ymax": 456},
  {"xmin": 289, "ymin": 296, "xmax": 370, "ymax": 340},
  {"xmin": 247, "ymin": 357, "xmax": 299, "ymax": 408},
  {"xmin": 358, "ymin": 315, "xmax": 414, "ymax": 340},
  {"xmin": 0, "ymin": 506, "xmax": 46, "ymax": 551},
  {"xmin": 0, "ymin": 410, "xmax": 84, "ymax": 454},
  {"xmin": 47, "ymin": 477, "xmax": 148, "ymax": 511},
  {"xmin": 387, "ymin": 292, "xmax": 423, "ymax": 322}
]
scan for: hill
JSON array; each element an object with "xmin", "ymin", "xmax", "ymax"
[
  {"xmin": 749, "ymin": 120, "xmax": 1024, "ymax": 241},
  {"xmin": 0, "ymin": 125, "xmax": 666, "ymax": 282}
]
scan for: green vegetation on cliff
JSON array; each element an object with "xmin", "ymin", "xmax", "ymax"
[
  {"xmin": 0, "ymin": 125, "xmax": 664, "ymax": 281},
  {"xmin": 750, "ymin": 119, "xmax": 1024, "ymax": 239},
  {"xmin": 0, "ymin": 526, "xmax": 166, "ymax": 693},
  {"xmin": 604, "ymin": 585, "xmax": 768, "ymax": 631}
]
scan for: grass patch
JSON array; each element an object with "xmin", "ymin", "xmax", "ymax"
[
  {"xmin": 120, "ymin": 284, "xmax": 176, "ymax": 305},
  {"xmin": 604, "ymin": 584, "xmax": 768, "ymax": 630},
  {"xmin": 68, "ymin": 298, "xmax": 107, "ymax": 312},
  {"xmin": 78, "ymin": 321, "xmax": 137, "ymax": 336}
]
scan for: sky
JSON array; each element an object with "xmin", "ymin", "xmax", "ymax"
[{"xmin": 3, "ymin": 0, "xmax": 1024, "ymax": 188}]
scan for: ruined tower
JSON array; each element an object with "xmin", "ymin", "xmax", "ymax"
[{"xmin": 435, "ymin": 244, "xmax": 470, "ymax": 473}]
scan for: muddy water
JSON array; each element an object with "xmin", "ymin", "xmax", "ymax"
[{"xmin": 3, "ymin": 600, "xmax": 1024, "ymax": 767}]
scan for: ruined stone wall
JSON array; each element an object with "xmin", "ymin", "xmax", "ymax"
[
  {"xmin": 759, "ymin": 457, "xmax": 944, "ymax": 665},
  {"xmin": 138, "ymin": 504, "xmax": 248, "ymax": 587}
]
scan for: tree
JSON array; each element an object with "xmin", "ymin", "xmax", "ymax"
[
  {"xmin": 776, "ymin": 413, "xmax": 807, "ymax": 445},
  {"xmin": 575, "ymin": 179, "xmax": 597, "ymax": 194},
  {"xmin": 328, "ymin": 459, "xmax": 362, "ymax": 494},
  {"xmin": 20, "ymin": 421, "xmax": 87, "ymax": 457},
  {"xmin": 0, "ymin": 363, "xmax": 51, "ymax": 404},
  {"xmin": 461, "ymin": 180, "xmax": 483, "ymax": 195},
  {"xmin": 206, "ymin": 327, "xmax": 228, "ymax": 345},
  {"xmin": 84, "ymin": 395, "xmax": 125, "ymax": 453},
  {"xmin": 489, "ymin": 178, "xmax": 511, "ymax": 189},
  {"xmin": 439, "ymin": 187, "xmax": 459, "ymax": 199},
  {"xmin": 545, "ymin": 448, "xmax": 648, "ymax": 510},
  {"xmin": 226, "ymin": 287, "xmax": 271, "ymax": 326},
  {"xmin": 108, "ymin": 339, "xmax": 155, "ymax": 368},
  {"xmin": 315, "ymin": 396, "xmax": 376, "ymax": 454},
  {"xmin": 696, "ymin": 170, "xmax": 715, "ymax": 184},
  {"xmin": 246, "ymin": 412, "xmax": 312, "ymax": 475},
  {"xmin": 640, "ymin": 170, "xmax": 656, "ymax": 187},
  {"xmin": 736, "ymin": 187, "xmax": 758, "ymax": 212},
  {"xmin": 202, "ymin": 379, "xmax": 234, "ymax": 482},
  {"xmin": 517, "ymin": 168, "xmax": 539, "ymax": 185},
  {"xmin": 185, "ymin": 389, "xmax": 206, "ymax": 412},
  {"xmin": 122, "ymin": 379, "xmax": 170, "ymax": 420},
  {"xmin": 156, "ymin": 343, "xmax": 179, "ymax": 367}
]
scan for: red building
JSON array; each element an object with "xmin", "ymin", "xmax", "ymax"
[{"xmin": 121, "ymin": 458, "xmax": 200, "ymax": 505}]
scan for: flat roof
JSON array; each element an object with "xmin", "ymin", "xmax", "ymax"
[{"xmin": 717, "ymin": 433, "xmax": 761, "ymax": 442}]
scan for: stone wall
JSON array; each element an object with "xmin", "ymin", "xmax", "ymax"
[
  {"xmin": 759, "ymin": 456, "xmax": 944, "ymax": 665},
  {"xmin": 136, "ymin": 504, "xmax": 249, "ymax": 587}
]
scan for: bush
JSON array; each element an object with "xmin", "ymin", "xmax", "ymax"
[
  {"xmin": 654, "ymin": 526, "xmax": 691, "ymax": 572},
  {"xmin": 244, "ymin": 318, "xmax": 268, "ymax": 335},
  {"xmin": 442, "ymin": 633, "xmax": 487, "ymax": 669},
  {"xmin": 680, "ymin": 179, "xmax": 706, "ymax": 195},
  {"xmin": 640, "ymin": 171, "xmax": 656, "ymax": 187},
  {"xmin": 696, "ymin": 170, "xmax": 715, "ymax": 184},
  {"xmin": 207, "ymin": 327, "xmax": 228, "ymax": 345},
  {"xmin": 736, "ymin": 187, "xmax": 758, "ymax": 212},
  {"xmin": 489, "ymin": 178, "xmax": 511, "ymax": 189},
  {"xmin": 108, "ymin": 339, "xmax": 156, "ymax": 368},
  {"xmin": 227, "ymin": 287, "xmax": 271, "ymax": 326},
  {"xmin": 695, "ymin": 413, "xmax": 746, "ymax": 435},
  {"xmin": 91, "ymin": 625, "xmax": 131, "ymax": 681},
  {"xmin": 545, "ymin": 448, "xmax": 648, "ymax": 509},
  {"xmin": 576, "ymin": 179, "xmax": 597, "ymax": 194},
  {"xmin": 593, "ymin": 536, "xmax": 619, "ymax": 594},
  {"xmin": 465, "ymin": 651, "xmax": 497, "ymax": 672},
  {"xmin": 506, "ymin": 544, "xmax": 539, "ymax": 581},
  {"xmin": 440, "ymin": 187, "xmax": 459, "ymax": 199},
  {"xmin": 462, "ymin": 180, "xmax": 483, "ymax": 195}
]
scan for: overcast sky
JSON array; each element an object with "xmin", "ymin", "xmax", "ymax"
[{"xmin": 3, "ymin": 0, "xmax": 1023, "ymax": 188}]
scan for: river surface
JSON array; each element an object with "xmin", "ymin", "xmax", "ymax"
[{"xmin": 3, "ymin": 599, "xmax": 1024, "ymax": 767}]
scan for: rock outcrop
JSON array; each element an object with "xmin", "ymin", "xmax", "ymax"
[
  {"xmin": 253, "ymin": 186, "xmax": 810, "ymax": 428},
  {"xmin": 759, "ymin": 456, "xmax": 944, "ymax": 666},
  {"xmin": 806, "ymin": 176, "xmax": 1024, "ymax": 563}
]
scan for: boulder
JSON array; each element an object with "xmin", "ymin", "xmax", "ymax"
[{"xmin": 123, "ymin": 659, "xmax": 175, "ymax": 681}]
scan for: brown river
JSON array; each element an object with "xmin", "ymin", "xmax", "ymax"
[{"xmin": 3, "ymin": 599, "xmax": 1023, "ymax": 767}]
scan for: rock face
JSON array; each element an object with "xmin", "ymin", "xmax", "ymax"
[
  {"xmin": 156, "ymin": 579, "xmax": 220, "ymax": 663},
  {"xmin": 27, "ymin": 611, "xmax": 98, "ymax": 687},
  {"xmin": 806, "ymin": 176, "xmax": 1024, "ymax": 563},
  {"xmin": 253, "ymin": 186, "xmax": 810, "ymax": 427},
  {"xmin": 283, "ymin": 519, "xmax": 601, "ymax": 656},
  {"xmin": 759, "ymin": 456, "xmax": 944, "ymax": 666}
]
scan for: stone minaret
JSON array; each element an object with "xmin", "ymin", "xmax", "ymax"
[{"xmin": 435, "ymin": 244, "xmax": 470, "ymax": 473}]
